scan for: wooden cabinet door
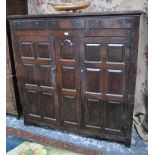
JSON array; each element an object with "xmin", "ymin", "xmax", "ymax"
[
  {"xmin": 80, "ymin": 36, "xmax": 131, "ymax": 135},
  {"xmin": 14, "ymin": 35, "xmax": 59, "ymax": 125},
  {"xmin": 55, "ymin": 35, "xmax": 81, "ymax": 129}
]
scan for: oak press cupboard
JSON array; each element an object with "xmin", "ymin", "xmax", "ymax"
[{"xmin": 8, "ymin": 11, "xmax": 142, "ymax": 147}]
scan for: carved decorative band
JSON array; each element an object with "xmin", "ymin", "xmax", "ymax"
[
  {"xmin": 89, "ymin": 19, "xmax": 102, "ymax": 29},
  {"xmin": 13, "ymin": 20, "xmax": 45, "ymax": 30},
  {"xmin": 48, "ymin": 20, "xmax": 84, "ymax": 29},
  {"xmin": 48, "ymin": 21, "xmax": 59, "ymax": 29}
]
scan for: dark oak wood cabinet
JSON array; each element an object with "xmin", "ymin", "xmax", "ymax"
[{"xmin": 8, "ymin": 11, "xmax": 141, "ymax": 147}]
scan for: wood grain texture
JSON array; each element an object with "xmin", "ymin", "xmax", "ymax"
[{"xmin": 8, "ymin": 12, "xmax": 141, "ymax": 147}]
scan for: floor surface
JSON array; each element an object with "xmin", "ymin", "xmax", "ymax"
[
  {"xmin": 6, "ymin": 115, "xmax": 148, "ymax": 155},
  {"xmin": 6, "ymin": 137, "xmax": 23, "ymax": 152}
]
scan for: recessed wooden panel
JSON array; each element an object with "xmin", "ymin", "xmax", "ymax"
[
  {"xmin": 62, "ymin": 67, "xmax": 75, "ymax": 90},
  {"xmin": 38, "ymin": 65, "xmax": 53, "ymax": 87},
  {"xmin": 107, "ymin": 69, "xmax": 122, "ymax": 95},
  {"xmin": 62, "ymin": 96, "xmax": 77, "ymax": 123},
  {"xmin": 38, "ymin": 93, "xmax": 55, "ymax": 119},
  {"xmin": 60, "ymin": 39, "xmax": 75, "ymax": 59},
  {"xmin": 86, "ymin": 68, "xmax": 101, "ymax": 93},
  {"xmin": 37, "ymin": 42, "xmax": 51, "ymax": 59},
  {"xmin": 107, "ymin": 44, "xmax": 123, "ymax": 62},
  {"xmin": 85, "ymin": 99, "xmax": 101, "ymax": 127},
  {"xmin": 106, "ymin": 101, "xmax": 122, "ymax": 130},
  {"xmin": 26, "ymin": 90, "xmax": 40, "ymax": 116},
  {"xmin": 85, "ymin": 44, "xmax": 101, "ymax": 61},
  {"xmin": 24, "ymin": 64, "xmax": 36, "ymax": 85},
  {"xmin": 20, "ymin": 42, "xmax": 34, "ymax": 58}
]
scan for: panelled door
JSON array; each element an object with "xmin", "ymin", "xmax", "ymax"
[
  {"xmin": 15, "ymin": 35, "xmax": 59, "ymax": 125},
  {"xmin": 80, "ymin": 36, "xmax": 131, "ymax": 135},
  {"xmin": 55, "ymin": 35, "xmax": 81, "ymax": 129}
]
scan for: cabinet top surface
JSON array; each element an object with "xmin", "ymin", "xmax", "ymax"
[{"xmin": 7, "ymin": 10, "xmax": 143, "ymax": 19}]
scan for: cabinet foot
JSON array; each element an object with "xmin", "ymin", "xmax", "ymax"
[
  {"xmin": 24, "ymin": 121, "xmax": 29, "ymax": 126},
  {"xmin": 16, "ymin": 115, "xmax": 20, "ymax": 120},
  {"xmin": 125, "ymin": 139, "xmax": 131, "ymax": 148}
]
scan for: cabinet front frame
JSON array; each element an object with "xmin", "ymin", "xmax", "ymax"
[{"xmin": 9, "ymin": 14, "xmax": 140, "ymax": 146}]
